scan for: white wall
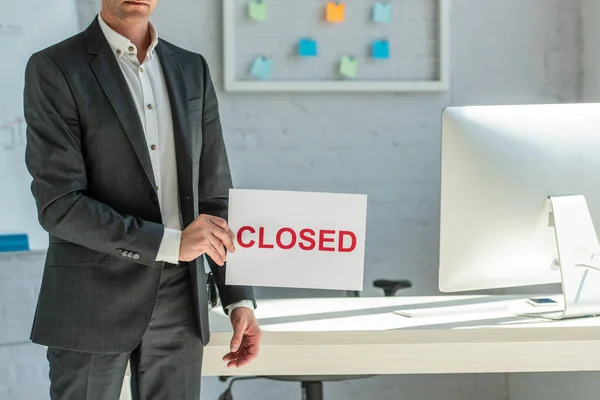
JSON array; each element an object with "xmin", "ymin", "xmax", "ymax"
[
  {"xmin": 583, "ymin": 0, "xmax": 600, "ymax": 100},
  {"xmin": 0, "ymin": 0, "xmax": 585, "ymax": 399},
  {"xmin": 507, "ymin": 4, "xmax": 600, "ymax": 400}
]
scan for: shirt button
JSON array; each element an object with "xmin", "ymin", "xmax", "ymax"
[
  {"xmin": 156, "ymin": 185, "xmax": 159, "ymax": 191},
  {"xmin": 140, "ymin": 67, "xmax": 144, "ymax": 72},
  {"xmin": 147, "ymin": 104, "xmax": 153, "ymax": 110},
  {"xmin": 116, "ymin": 49, "xmax": 121, "ymax": 55},
  {"xmin": 151, "ymin": 144, "xmax": 156, "ymax": 151},
  {"xmin": 128, "ymin": 46, "xmax": 134, "ymax": 52}
]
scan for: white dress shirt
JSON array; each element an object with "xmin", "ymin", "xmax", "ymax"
[{"xmin": 98, "ymin": 14, "xmax": 253, "ymax": 313}]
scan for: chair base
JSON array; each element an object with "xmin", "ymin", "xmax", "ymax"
[
  {"xmin": 263, "ymin": 375, "xmax": 373, "ymax": 400},
  {"xmin": 302, "ymin": 381, "xmax": 322, "ymax": 400}
]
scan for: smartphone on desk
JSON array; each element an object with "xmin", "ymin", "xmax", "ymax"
[{"xmin": 526, "ymin": 297, "xmax": 558, "ymax": 307}]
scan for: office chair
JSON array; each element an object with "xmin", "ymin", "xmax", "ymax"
[{"xmin": 218, "ymin": 278, "xmax": 413, "ymax": 400}]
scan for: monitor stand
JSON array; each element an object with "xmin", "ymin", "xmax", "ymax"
[{"xmin": 518, "ymin": 195, "xmax": 600, "ymax": 320}]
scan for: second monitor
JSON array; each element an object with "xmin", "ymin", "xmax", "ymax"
[{"xmin": 439, "ymin": 103, "xmax": 600, "ymax": 319}]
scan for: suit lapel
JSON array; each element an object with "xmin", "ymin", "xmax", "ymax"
[
  {"xmin": 85, "ymin": 19, "xmax": 157, "ymax": 190},
  {"xmin": 155, "ymin": 42, "xmax": 194, "ymax": 226}
]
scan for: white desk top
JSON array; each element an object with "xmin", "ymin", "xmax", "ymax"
[{"xmin": 203, "ymin": 295, "xmax": 600, "ymax": 376}]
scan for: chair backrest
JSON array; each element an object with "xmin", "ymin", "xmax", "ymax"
[{"xmin": 345, "ymin": 279, "xmax": 414, "ymax": 298}]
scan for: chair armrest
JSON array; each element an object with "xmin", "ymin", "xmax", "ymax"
[{"xmin": 373, "ymin": 279, "xmax": 412, "ymax": 296}]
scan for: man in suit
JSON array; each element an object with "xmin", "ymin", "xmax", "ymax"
[{"xmin": 23, "ymin": 0, "xmax": 261, "ymax": 398}]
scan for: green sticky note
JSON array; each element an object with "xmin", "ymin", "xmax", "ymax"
[
  {"xmin": 339, "ymin": 55, "xmax": 357, "ymax": 78},
  {"xmin": 248, "ymin": 1, "xmax": 267, "ymax": 21}
]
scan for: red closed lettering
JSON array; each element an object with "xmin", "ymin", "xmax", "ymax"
[
  {"xmin": 299, "ymin": 229, "xmax": 316, "ymax": 250},
  {"xmin": 319, "ymin": 230, "xmax": 336, "ymax": 251},
  {"xmin": 258, "ymin": 227, "xmax": 274, "ymax": 248},
  {"xmin": 276, "ymin": 227, "xmax": 296, "ymax": 249},
  {"xmin": 237, "ymin": 226, "xmax": 255, "ymax": 248},
  {"xmin": 235, "ymin": 226, "xmax": 357, "ymax": 253},
  {"xmin": 338, "ymin": 231, "xmax": 356, "ymax": 252}
]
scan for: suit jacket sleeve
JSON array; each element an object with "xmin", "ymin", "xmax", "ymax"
[
  {"xmin": 197, "ymin": 55, "xmax": 256, "ymax": 312},
  {"xmin": 23, "ymin": 51, "xmax": 164, "ymax": 267}
]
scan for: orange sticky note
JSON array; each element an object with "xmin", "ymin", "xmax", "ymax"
[{"xmin": 326, "ymin": 2, "xmax": 345, "ymax": 22}]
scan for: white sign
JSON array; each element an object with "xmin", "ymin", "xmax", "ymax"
[{"xmin": 225, "ymin": 189, "xmax": 367, "ymax": 291}]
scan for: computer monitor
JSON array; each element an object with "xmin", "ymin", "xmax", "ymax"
[{"xmin": 438, "ymin": 103, "xmax": 600, "ymax": 319}]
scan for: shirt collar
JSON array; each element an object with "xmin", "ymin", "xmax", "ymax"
[{"xmin": 97, "ymin": 13, "xmax": 159, "ymax": 60}]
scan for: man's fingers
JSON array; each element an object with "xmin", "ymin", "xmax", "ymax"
[
  {"xmin": 230, "ymin": 326, "xmax": 245, "ymax": 353},
  {"xmin": 204, "ymin": 247, "xmax": 224, "ymax": 266},
  {"xmin": 211, "ymin": 226, "xmax": 236, "ymax": 254},
  {"xmin": 247, "ymin": 342, "xmax": 260, "ymax": 357},
  {"xmin": 228, "ymin": 355, "xmax": 252, "ymax": 368},
  {"xmin": 207, "ymin": 234, "xmax": 227, "ymax": 263},
  {"xmin": 222, "ymin": 353, "xmax": 238, "ymax": 362},
  {"xmin": 208, "ymin": 216, "xmax": 228, "ymax": 229},
  {"xmin": 222, "ymin": 348, "xmax": 247, "ymax": 362},
  {"xmin": 203, "ymin": 236, "xmax": 224, "ymax": 266},
  {"xmin": 207, "ymin": 217, "xmax": 236, "ymax": 253},
  {"xmin": 223, "ymin": 347, "xmax": 257, "ymax": 368},
  {"xmin": 226, "ymin": 228, "xmax": 235, "ymax": 252}
]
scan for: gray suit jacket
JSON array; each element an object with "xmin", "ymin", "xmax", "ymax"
[{"xmin": 23, "ymin": 18, "xmax": 255, "ymax": 354}]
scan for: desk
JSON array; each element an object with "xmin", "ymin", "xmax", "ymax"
[
  {"xmin": 202, "ymin": 295, "xmax": 600, "ymax": 376},
  {"xmin": 119, "ymin": 295, "xmax": 600, "ymax": 399}
]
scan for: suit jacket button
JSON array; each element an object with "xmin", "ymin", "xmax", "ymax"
[
  {"xmin": 122, "ymin": 251, "xmax": 129, "ymax": 257},
  {"xmin": 116, "ymin": 248, "xmax": 123, "ymax": 255},
  {"xmin": 133, "ymin": 253, "xmax": 140, "ymax": 260}
]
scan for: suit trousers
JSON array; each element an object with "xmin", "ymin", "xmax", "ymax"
[{"xmin": 46, "ymin": 266, "xmax": 204, "ymax": 400}]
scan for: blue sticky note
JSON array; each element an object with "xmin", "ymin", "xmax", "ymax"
[
  {"xmin": 372, "ymin": 40, "xmax": 389, "ymax": 59},
  {"xmin": 0, "ymin": 234, "xmax": 29, "ymax": 252},
  {"xmin": 372, "ymin": 2, "xmax": 392, "ymax": 23},
  {"xmin": 250, "ymin": 56, "xmax": 273, "ymax": 79},
  {"xmin": 298, "ymin": 38, "xmax": 318, "ymax": 57}
]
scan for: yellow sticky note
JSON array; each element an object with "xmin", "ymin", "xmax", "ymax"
[{"xmin": 326, "ymin": 2, "xmax": 345, "ymax": 23}]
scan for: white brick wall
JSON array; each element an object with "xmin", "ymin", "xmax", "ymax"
[
  {"xmin": 582, "ymin": 0, "xmax": 600, "ymax": 101},
  {"xmin": 0, "ymin": 344, "xmax": 49, "ymax": 399},
  {"xmin": 0, "ymin": 252, "xmax": 48, "ymax": 400},
  {"xmin": 0, "ymin": 0, "xmax": 584, "ymax": 399}
]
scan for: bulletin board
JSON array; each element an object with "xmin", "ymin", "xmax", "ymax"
[{"xmin": 223, "ymin": 0, "xmax": 451, "ymax": 92}]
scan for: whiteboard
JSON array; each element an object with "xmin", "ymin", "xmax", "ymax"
[
  {"xmin": 0, "ymin": 0, "xmax": 79, "ymax": 250},
  {"xmin": 223, "ymin": 0, "xmax": 450, "ymax": 92}
]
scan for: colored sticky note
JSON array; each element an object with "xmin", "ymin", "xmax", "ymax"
[
  {"xmin": 298, "ymin": 38, "xmax": 318, "ymax": 57},
  {"xmin": 372, "ymin": 40, "xmax": 389, "ymax": 59},
  {"xmin": 339, "ymin": 55, "xmax": 357, "ymax": 78},
  {"xmin": 248, "ymin": 0, "xmax": 267, "ymax": 21},
  {"xmin": 250, "ymin": 56, "xmax": 272, "ymax": 79},
  {"xmin": 326, "ymin": 2, "xmax": 345, "ymax": 22},
  {"xmin": 372, "ymin": 2, "xmax": 392, "ymax": 23}
]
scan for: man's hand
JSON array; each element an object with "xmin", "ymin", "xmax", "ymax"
[
  {"xmin": 222, "ymin": 307, "xmax": 262, "ymax": 368},
  {"xmin": 179, "ymin": 214, "xmax": 235, "ymax": 265}
]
